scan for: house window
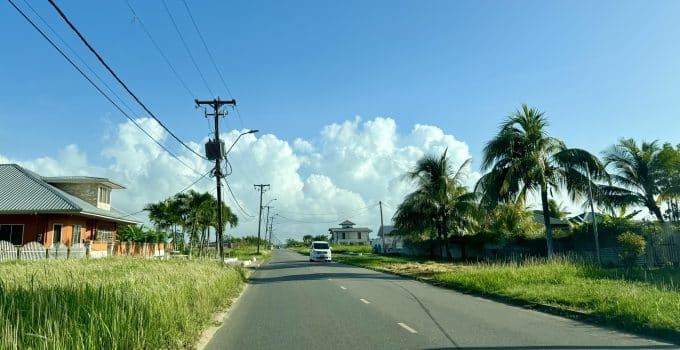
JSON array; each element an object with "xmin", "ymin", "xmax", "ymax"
[
  {"xmin": 53, "ymin": 224, "xmax": 62, "ymax": 244},
  {"xmin": 97, "ymin": 229, "xmax": 114, "ymax": 243},
  {"xmin": 98, "ymin": 187, "xmax": 111, "ymax": 204},
  {"xmin": 341, "ymin": 232, "xmax": 346, "ymax": 240},
  {"xmin": 0, "ymin": 224, "xmax": 24, "ymax": 246},
  {"xmin": 358, "ymin": 232, "xmax": 361, "ymax": 240},
  {"xmin": 72, "ymin": 224, "xmax": 82, "ymax": 244}
]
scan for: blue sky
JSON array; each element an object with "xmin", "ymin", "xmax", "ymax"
[
  {"xmin": 1, "ymin": 1, "xmax": 679, "ymax": 237},
  {"xmin": 2, "ymin": 0, "xmax": 679, "ymax": 166}
]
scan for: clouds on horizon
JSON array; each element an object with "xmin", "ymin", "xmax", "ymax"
[{"xmin": 0, "ymin": 116, "xmax": 478, "ymax": 242}]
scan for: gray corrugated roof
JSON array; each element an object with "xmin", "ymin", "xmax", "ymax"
[
  {"xmin": 339, "ymin": 220, "xmax": 355, "ymax": 226},
  {"xmin": 329, "ymin": 227, "xmax": 372, "ymax": 232},
  {"xmin": 43, "ymin": 176, "xmax": 124, "ymax": 189},
  {"xmin": 0, "ymin": 164, "xmax": 138, "ymax": 223}
]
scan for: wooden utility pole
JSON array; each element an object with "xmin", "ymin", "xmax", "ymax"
[
  {"xmin": 268, "ymin": 215, "xmax": 275, "ymax": 247},
  {"xmin": 264, "ymin": 205, "xmax": 271, "ymax": 246},
  {"xmin": 195, "ymin": 97, "xmax": 235, "ymax": 260},
  {"xmin": 254, "ymin": 184, "xmax": 270, "ymax": 253},
  {"xmin": 379, "ymin": 201, "xmax": 385, "ymax": 253}
]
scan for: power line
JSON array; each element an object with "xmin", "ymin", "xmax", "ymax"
[
  {"xmin": 20, "ymin": 0, "xmax": 140, "ymax": 119},
  {"xmin": 161, "ymin": 0, "xmax": 214, "ymax": 97},
  {"xmin": 223, "ymin": 178, "xmax": 254, "ymax": 218},
  {"xmin": 46, "ymin": 0, "xmax": 208, "ymax": 161},
  {"xmin": 126, "ymin": 0, "xmax": 197, "ymax": 100},
  {"xmin": 119, "ymin": 168, "xmax": 213, "ymax": 219},
  {"xmin": 275, "ymin": 203, "xmax": 378, "ymax": 218},
  {"xmin": 180, "ymin": 0, "xmax": 244, "ymax": 128},
  {"xmin": 7, "ymin": 0, "xmax": 203, "ymax": 177}
]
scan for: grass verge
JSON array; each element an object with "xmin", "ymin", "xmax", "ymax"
[
  {"xmin": 0, "ymin": 258, "xmax": 245, "ymax": 349},
  {"xmin": 336, "ymin": 255, "xmax": 680, "ymax": 343},
  {"xmin": 227, "ymin": 245, "xmax": 273, "ymax": 261}
]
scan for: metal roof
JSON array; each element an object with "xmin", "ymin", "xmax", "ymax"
[
  {"xmin": 339, "ymin": 220, "xmax": 355, "ymax": 226},
  {"xmin": 0, "ymin": 164, "xmax": 138, "ymax": 224},
  {"xmin": 43, "ymin": 176, "xmax": 125, "ymax": 189},
  {"xmin": 329, "ymin": 227, "xmax": 372, "ymax": 232}
]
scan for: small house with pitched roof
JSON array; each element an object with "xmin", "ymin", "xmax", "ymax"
[
  {"xmin": 0, "ymin": 164, "xmax": 138, "ymax": 247},
  {"xmin": 328, "ymin": 220, "xmax": 371, "ymax": 245}
]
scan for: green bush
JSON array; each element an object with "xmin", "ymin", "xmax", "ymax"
[{"xmin": 617, "ymin": 231, "xmax": 646, "ymax": 266}]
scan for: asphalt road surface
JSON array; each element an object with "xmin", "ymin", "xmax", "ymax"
[{"xmin": 205, "ymin": 249, "xmax": 677, "ymax": 350}]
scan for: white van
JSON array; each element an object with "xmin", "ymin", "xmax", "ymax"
[{"xmin": 309, "ymin": 241, "xmax": 332, "ymax": 262}]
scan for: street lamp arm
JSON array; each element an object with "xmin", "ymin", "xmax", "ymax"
[{"xmin": 225, "ymin": 129, "xmax": 258, "ymax": 157}]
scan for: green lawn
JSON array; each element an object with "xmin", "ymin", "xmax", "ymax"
[
  {"xmin": 0, "ymin": 258, "xmax": 245, "ymax": 349},
  {"xmin": 337, "ymin": 255, "xmax": 680, "ymax": 342},
  {"xmin": 227, "ymin": 245, "xmax": 273, "ymax": 260}
]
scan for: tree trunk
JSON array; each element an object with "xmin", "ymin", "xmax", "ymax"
[
  {"xmin": 652, "ymin": 204, "xmax": 665, "ymax": 222},
  {"xmin": 540, "ymin": 188, "xmax": 554, "ymax": 258},
  {"xmin": 441, "ymin": 212, "xmax": 452, "ymax": 260},
  {"xmin": 429, "ymin": 233, "xmax": 435, "ymax": 258}
]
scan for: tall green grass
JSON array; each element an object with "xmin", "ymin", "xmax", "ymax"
[
  {"xmin": 432, "ymin": 259, "xmax": 680, "ymax": 336},
  {"xmin": 0, "ymin": 258, "xmax": 244, "ymax": 349}
]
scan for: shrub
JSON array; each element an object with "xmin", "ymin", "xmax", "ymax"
[{"xmin": 617, "ymin": 231, "xmax": 646, "ymax": 266}]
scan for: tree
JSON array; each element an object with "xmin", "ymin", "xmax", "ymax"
[
  {"xmin": 601, "ymin": 139, "xmax": 678, "ymax": 222},
  {"xmin": 479, "ymin": 202, "xmax": 543, "ymax": 243},
  {"xmin": 394, "ymin": 150, "xmax": 478, "ymax": 259},
  {"xmin": 302, "ymin": 235, "xmax": 313, "ymax": 245},
  {"xmin": 144, "ymin": 191, "xmax": 238, "ymax": 255},
  {"xmin": 477, "ymin": 104, "xmax": 605, "ymax": 257},
  {"xmin": 312, "ymin": 234, "xmax": 329, "ymax": 242}
]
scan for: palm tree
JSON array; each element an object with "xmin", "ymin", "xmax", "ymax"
[
  {"xmin": 477, "ymin": 104, "xmax": 604, "ymax": 257},
  {"xmin": 144, "ymin": 201, "xmax": 171, "ymax": 234},
  {"xmin": 394, "ymin": 150, "xmax": 478, "ymax": 259},
  {"xmin": 601, "ymin": 139, "xmax": 678, "ymax": 222}
]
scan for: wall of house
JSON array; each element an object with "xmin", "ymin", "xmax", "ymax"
[
  {"xmin": 0, "ymin": 214, "xmax": 47, "ymax": 244},
  {"xmin": 0, "ymin": 214, "xmax": 117, "ymax": 247},
  {"xmin": 50, "ymin": 183, "xmax": 99, "ymax": 206},
  {"xmin": 332, "ymin": 230, "xmax": 370, "ymax": 244},
  {"xmin": 45, "ymin": 216, "xmax": 88, "ymax": 247}
]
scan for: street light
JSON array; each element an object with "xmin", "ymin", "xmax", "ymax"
[
  {"xmin": 226, "ymin": 129, "xmax": 259, "ymax": 156},
  {"xmin": 216, "ymin": 129, "xmax": 258, "ymax": 261}
]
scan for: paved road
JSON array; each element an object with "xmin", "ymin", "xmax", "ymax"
[{"xmin": 206, "ymin": 249, "xmax": 677, "ymax": 350}]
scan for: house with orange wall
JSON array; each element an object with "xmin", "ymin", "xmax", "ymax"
[{"xmin": 0, "ymin": 164, "xmax": 139, "ymax": 247}]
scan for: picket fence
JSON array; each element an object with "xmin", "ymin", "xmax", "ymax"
[{"xmin": 0, "ymin": 240, "xmax": 169, "ymax": 262}]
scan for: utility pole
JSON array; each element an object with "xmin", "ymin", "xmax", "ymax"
[
  {"xmin": 264, "ymin": 205, "xmax": 271, "ymax": 247},
  {"xmin": 379, "ymin": 201, "xmax": 385, "ymax": 253},
  {"xmin": 196, "ymin": 98, "xmax": 236, "ymax": 261},
  {"xmin": 586, "ymin": 163, "xmax": 601, "ymax": 266},
  {"xmin": 254, "ymin": 184, "xmax": 270, "ymax": 253},
  {"xmin": 268, "ymin": 215, "xmax": 275, "ymax": 248}
]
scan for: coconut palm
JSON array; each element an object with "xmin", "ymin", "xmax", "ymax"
[
  {"xmin": 394, "ymin": 150, "xmax": 478, "ymax": 259},
  {"xmin": 601, "ymin": 139, "xmax": 679, "ymax": 222},
  {"xmin": 477, "ymin": 104, "xmax": 605, "ymax": 257}
]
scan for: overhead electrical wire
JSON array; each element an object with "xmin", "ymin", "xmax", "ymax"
[
  {"xmin": 275, "ymin": 203, "xmax": 379, "ymax": 218},
  {"xmin": 119, "ymin": 168, "xmax": 213, "ymax": 219},
  {"xmin": 160, "ymin": 0, "xmax": 214, "ymax": 97},
  {"xmin": 6, "ymin": 0, "xmax": 203, "ymax": 177},
  {"xmin": 180, "ymin": 0, "xmax": 244, "ymax": 129},
  {"xmin": 125, "ymin": 0, "xmax": 197, "ymax": 100},
  {"xmin": 46, "ymin": 0, "xmax": 209, "ymax": 161},
  {"xmin": 20, "ymin": 0, "xmax": 139, "ymax": 119},
  {"xmin": 222, "ymin": 178, "xmax": 255, "ymax": 218}
]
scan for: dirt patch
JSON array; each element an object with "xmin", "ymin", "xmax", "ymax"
[{"xmin": 385, "ymin": 261, "xmax": 472, "ymax": 278}]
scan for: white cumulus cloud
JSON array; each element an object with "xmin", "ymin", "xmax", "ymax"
[{"xmin": 0, "ymin": 116, "xmax": 478, "ymax": 242}]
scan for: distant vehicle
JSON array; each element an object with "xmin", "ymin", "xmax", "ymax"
[{"xmin": 309, "ymin": 241, "xmax": 332, "ymax": 262}]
